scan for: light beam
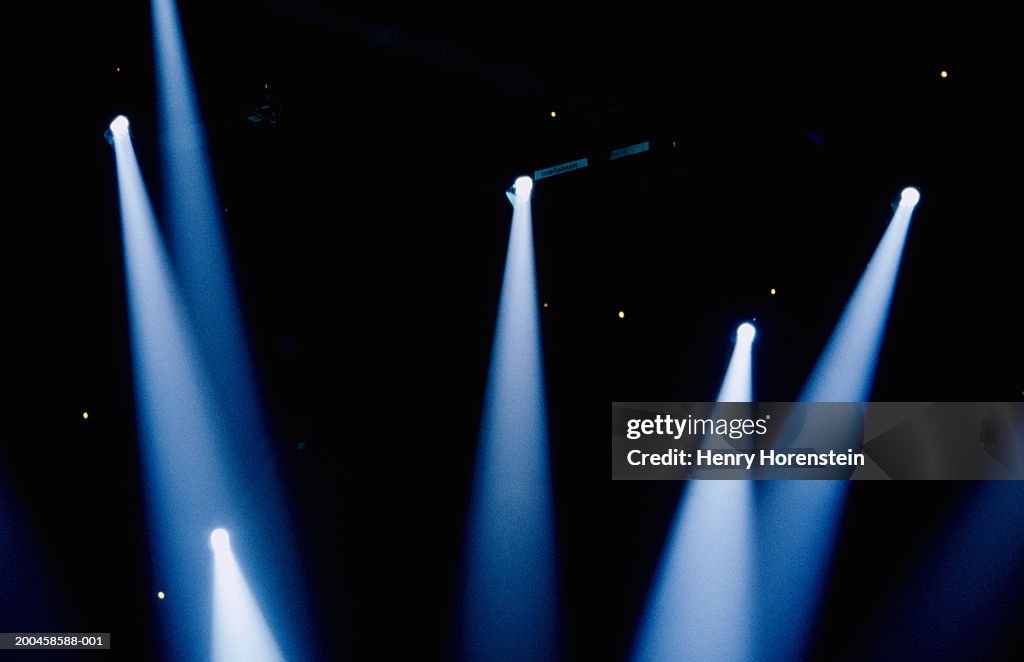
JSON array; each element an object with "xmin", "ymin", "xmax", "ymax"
[
  {"xmin": 151, "ymin": 1, "xmax": 309, "ymax": 656},
  {"xmin": 212, "ymin": 529, "xmax": 287, "ymax": 662},
  {"xmin": 717, "ymin": 322, "xmax": 756, "ymax": 403},
  {"xmin": 800, "ymin": 187, "xmax": 921, "ymax": 402},
  {"xmin": 457, "ymin": 179, "xmax": 559, "ymax": 661},
  {"xmin": 630, "ymin": 322, "xmax": 757, "ymax": 662},
  {"xmin": 110, "ymin": 119, "xmax": 234, "ymax": 661},
  {"xmin": 757, "ymin": 187, "xmax": 921, "ymax": 662}
]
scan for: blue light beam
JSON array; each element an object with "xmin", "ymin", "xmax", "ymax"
[
  {"xmin": 111, "ymin": 117, "xmax": 234, "ymax": 661},
  {"xmin": 151, "ymin": 2, "xmax": 310, "ymax": 656},
  {"xmin": 800, "ymin": 187, "xmax": 920, "ymax": 402},
  {"xmin": 631, "ymin": 481, "xmax": 754, "ymax": 662},
  {"xmin": 630, "ymin": 322, "xmax": 756, "ymax": 662},
  {"xmin": 756, "ymin": 188, "xmax": 921, "ymax": 662},
  {"xmin": 211, "ymin": 529, "xmax": 286, "ymax": 662},
  {"xmin": 458, "ymin": 177, "xmax": 560, "ymax": 662},
  {"xmin": 151, "ymin": 0, "xmax": 265, "ymax": 456},
  {"xmin": 717, "ymin": 322, "xmax": 756, "ymax": 403},
  {"xmin": 754, "ymin": 481, "xmax": 847, "ymax": 662}
]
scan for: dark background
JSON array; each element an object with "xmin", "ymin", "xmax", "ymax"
[{"xmin": 3, "ymin": 2, "xmax": 1022, "ymax": 660}]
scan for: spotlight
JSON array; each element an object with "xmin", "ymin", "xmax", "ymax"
[
  {"xmin": 212, "ymin": 525, "xmax": 288, "ymax": 661},
  {"xmin": 801, "ymin": 183, "xmax": 919, "ymax": 403},
  {"xmin": 514, "ymin": 176, "xmax": 533, "ymax": 199},
  {"xmin": 900, "ymin": 187, "xmax": 921, "ymax": 208},
  {"xmin": 459, "ymin": 166, "xmax": 557, "ymax": 661},
  {"xmin": 717, "ymin": 323, "xmax": 756, "ymax": 402},
  {"xmin": 109, "ymin": 115, "xmax": 130, "ymax": 137},
  {"xmin": 631, "ymin": 322, "xmax": 756, "ymax": 661},
  {"xmin": 210, "ymin": 528, "xmax": 230, "ymax": 552}
]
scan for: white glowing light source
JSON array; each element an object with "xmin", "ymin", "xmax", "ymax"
[
  {"xmin": 211, "ymin": 528, "xmax": 230, "ymax": 552},
  {"xmin": 900, "ymin": 187, "xmax": 921, "ymax": 208},
  {"xmin": 737, "ymin": 322, "xmax": 757, "ymax": 344},
  {"xmin": 109, "ymin": 115, "xmax": 130, "ymax": 137},
  {"xmin": 514, "ymin": 176, "xmax": 533, "ymax": 199}
]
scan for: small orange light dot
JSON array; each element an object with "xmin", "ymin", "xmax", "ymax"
[
  {"xmin": 82, "ymin": 411, "xmax": 89, "ymax": 420},
  {"xmin": 770, "ymin": 288, "xmax": 776, "ymax": 295},
  {"xmin": 543, "ymin": 302, "xmax": 548, "ymax": 308},
  {"xmin": 618, "ymin": 311, "xmax": 625, "ymax": 319},
  {"xmin": 115, "ymin": 67, "xmax": 121, "ymax": 72},
  {"xmin": 940, "ymin": 70, "xmax": 948, "ymax": 79},
  {"xmin": 550, "ymin": 111, "xmax": 557, "ymax": 118}
]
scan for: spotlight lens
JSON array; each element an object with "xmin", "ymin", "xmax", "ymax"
[
  {"xmin": 210, "ymin": 528, "xmax": 230, "ymax": 551},
  {"xmin": 109, "ymin": 115, "xmax": 130, "ymax": 137},
  {"xmin": 737, "ymin": 322, "xmax": 756, "ymax": 343},
  {"xmin": 900, "ymin": 187, "xmax": 920, "ymax": 207},
  {"xmin": 514, "ymin": 176, "xmax": 533, "ymax": 198}
]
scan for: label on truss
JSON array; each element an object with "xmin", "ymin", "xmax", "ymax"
[
  {"xmin": 534, "ymin": 158, "xmax": 589, "ymax": 181},
  {"xmin": 609, "ymin": 141, "xmax": 650, "ymax": 160},
  {"xmin": 612, "ymin": 402, "xmax": 1024, "ymax": 480}
]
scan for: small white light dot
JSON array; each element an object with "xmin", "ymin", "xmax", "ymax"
[{"xmin": 157, "ymin": 591, "xmax": 165, "ymax": 600}]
